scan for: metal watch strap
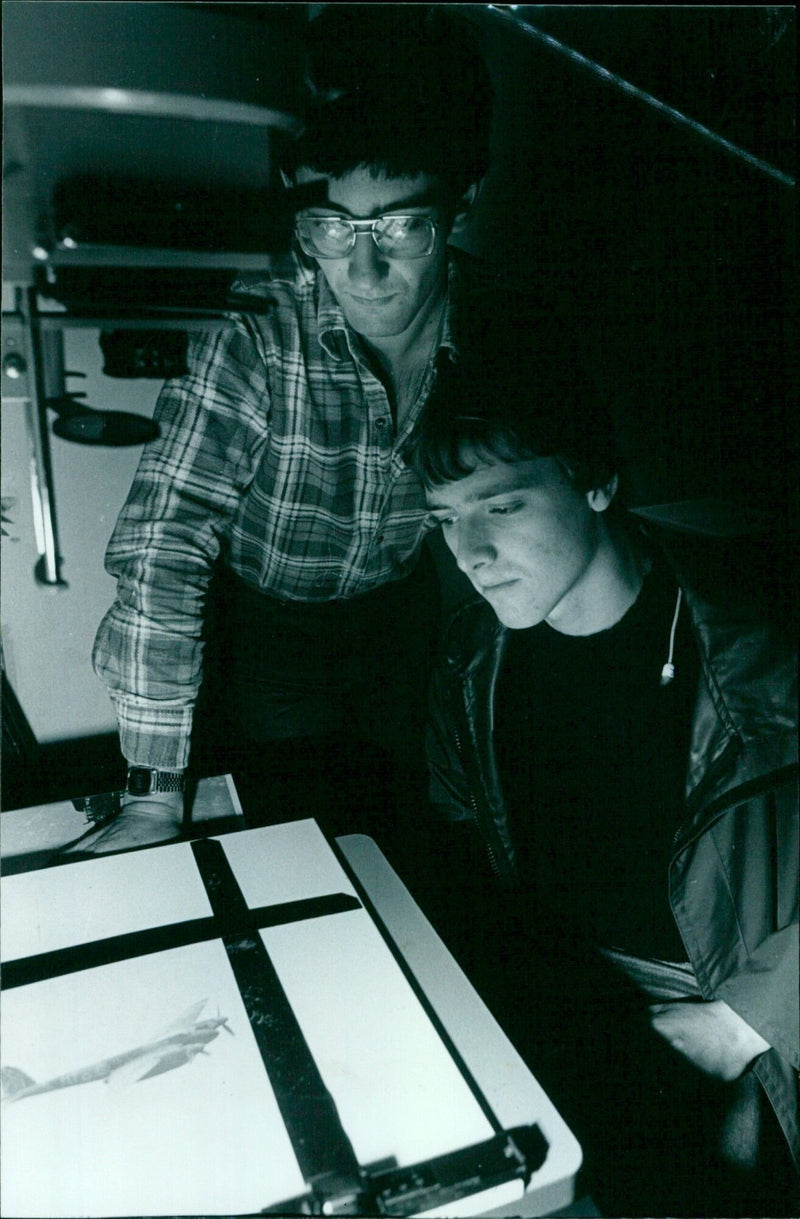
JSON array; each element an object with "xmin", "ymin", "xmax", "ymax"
[{"xmin": 126, "ymin": 767, "xmax": 185, "ymax": 796}]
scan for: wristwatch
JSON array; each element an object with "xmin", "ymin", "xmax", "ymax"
[{"xmin": 126, "ymin": 767, "xmax": 185, "ymax": 797}]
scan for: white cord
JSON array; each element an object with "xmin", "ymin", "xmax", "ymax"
[{"xmin": 660, "ymin": 587, "xmax": 683, "ymax": 685}]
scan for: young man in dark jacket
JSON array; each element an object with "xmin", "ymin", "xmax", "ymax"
[{"xmin": 407, "ymin": 328, "xmax": 798, "ymax": 1217}]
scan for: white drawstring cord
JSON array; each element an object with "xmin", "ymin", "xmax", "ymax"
[{"xmin": 660, "ymin": 587, "xmax": 683, "ymax": 685}]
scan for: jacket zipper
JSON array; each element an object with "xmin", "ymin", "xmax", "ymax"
[
  {"xmin": 453, "ymin": 724, "xmax": 502, "ymax": 878},
  {"xmin": 670, "ymin": 738, "xmax": 742, "ymax": 856}
]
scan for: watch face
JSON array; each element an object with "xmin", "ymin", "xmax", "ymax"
[{"xmin": 127, "ymin": 767, "xmax": 154, "ymax": 797}]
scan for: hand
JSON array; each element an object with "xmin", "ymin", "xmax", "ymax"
[
  {"xmin": 648, "ymin": 998, "xmax": 771, "ymax": 1081},
  {"xmin": 67, "ymin": 790, "xmax": 185, "ymax": 856}
]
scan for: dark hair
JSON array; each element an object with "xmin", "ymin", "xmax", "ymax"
[
  {"xmin": 407, "ymin": 307, "xmax": 621, "ymax": 498},
  {"xmin": 282, "ymin": 6, "xmax": 493, "ymax": 201}
]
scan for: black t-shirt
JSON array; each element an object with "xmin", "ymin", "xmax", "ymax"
[{"xmin": 494, "ymin": 557, "xmax": 699, "ymax": 961}]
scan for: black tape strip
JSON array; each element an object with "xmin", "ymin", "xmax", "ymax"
[
  {"xmin": 3, "ymin": 916, "xmax": 218, "ymax": 991},
  {"xmin": 3, "ymin": 891, "xmax": 361, "ymax": 990},
  {"xmin": 191, "ymin": 838, "xmax": 362, "ymax": 1188}
]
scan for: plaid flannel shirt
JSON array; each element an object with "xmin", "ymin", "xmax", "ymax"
[{"xmin": 93, "ymin": 254, "xmax": 469, "ymax": 769}]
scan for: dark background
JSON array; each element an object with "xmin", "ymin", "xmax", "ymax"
[{"xmin": 464, "ymin": 6, "xmax": 795, "ymax": 524}]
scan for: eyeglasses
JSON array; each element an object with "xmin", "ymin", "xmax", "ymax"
[{"xmin": 295, "ymin": 213, "xmax": 438, "ymax": 260}]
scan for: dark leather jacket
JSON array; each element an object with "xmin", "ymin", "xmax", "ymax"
[{"xmin": 427, "ymin": 531, "xmax": 799, "ymax": 1165}]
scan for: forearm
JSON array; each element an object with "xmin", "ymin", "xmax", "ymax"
[{"xmin": 93, "ymin": 323, "xmax": 266, "ymax": 762}]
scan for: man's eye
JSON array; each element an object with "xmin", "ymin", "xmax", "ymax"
[
  {"xmin": 488, "ymin": 502, "xmax": 522, "ymax": 516},
  {"xmin": 383, "ymin": 217, "xmax": 422, "ymax": 239},
  {"xmin": 425, "ymin": 512, "xmax": 455, "ymax": 529},
  {"xmin": 312, "ymin": 218, "xmax": 349, "ymax": 237}
]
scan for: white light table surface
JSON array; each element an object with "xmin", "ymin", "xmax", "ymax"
[{"xmin": 1, "ymin": 790, "xmax": 584, "ymax": 1216}]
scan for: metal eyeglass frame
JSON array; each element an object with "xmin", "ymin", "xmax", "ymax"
[{"xmin": 294, "ymin": 214, "xmax": 439, "ymax": 259}]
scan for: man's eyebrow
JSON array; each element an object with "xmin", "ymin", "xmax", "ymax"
[
  {"xmin": 473, "ymin": 485, "xmax": 530, "ymax": 503},
  {"xmin": 427, "ymin": 484, "xmax": 529, "ymax": 511},
  {"xmin": 308, "ymin": 188, "xmax": 440, "ymax": 218}
]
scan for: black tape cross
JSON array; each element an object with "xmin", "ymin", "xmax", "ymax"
[
  {"xmin": 3, "ymin": 837, "xmax": 364, "ymax": 1195},
  {"xmin": 190, "ymin": 838, "xmax": 363, "ymax": 1187}
]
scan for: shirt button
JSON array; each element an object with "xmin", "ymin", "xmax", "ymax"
[
  {"xmin": 376, "ymin": 534, "xmax": 385, "ymax": 544},
  {"xmin": 375, "ymin": 417, "xmax": 388, "ymax": 429}
]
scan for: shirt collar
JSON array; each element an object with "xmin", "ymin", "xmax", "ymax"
[{"xmin": 315, "ymin": 252, "xmax": 461, "ymax": 363}]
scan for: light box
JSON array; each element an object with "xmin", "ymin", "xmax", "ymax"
[{"xmin": 1, "ymin": 819, "xmax": 561, "ymax": 1216}]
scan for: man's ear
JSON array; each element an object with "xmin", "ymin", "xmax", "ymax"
[
  {"xmin": 587, "ymin": 473, "xmax": 619, "ymax": 512},
  {"xmin": 449, "ymin": 181, "xmax": 481, "ymax": 235}
]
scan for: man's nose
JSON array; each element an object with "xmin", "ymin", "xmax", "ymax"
[
  {"xmin": 347, "ymin": 232, "xmax": 389, "ymax": 285},
  {"xmin": 453, "ymin": 519, "xmax": 495, "ymax": 573}
]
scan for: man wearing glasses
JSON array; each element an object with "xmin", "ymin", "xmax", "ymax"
[{"xmin": 89, "ymin": 8, "xmax": 496, "ymax": 849}]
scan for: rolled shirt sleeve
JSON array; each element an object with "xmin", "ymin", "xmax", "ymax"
[{"xmin": 93, "ymin": 313, "xmax": 271, "ymax": 769}]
